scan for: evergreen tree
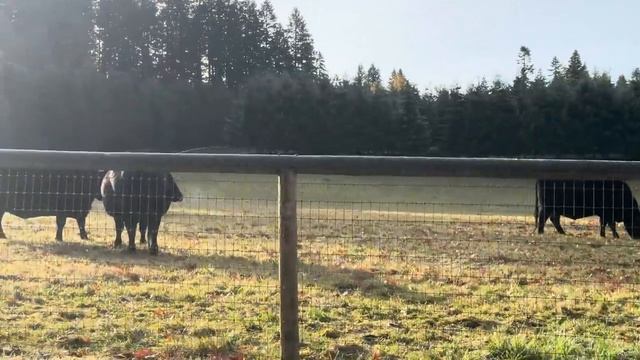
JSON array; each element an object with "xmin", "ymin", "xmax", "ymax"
[
  {"xmin": 365, "ymin": 64, "xmax": 383, "ymax": 93},
  {"xmin": 259, "ymin": 0, "xmax": 292, "ymax": 73},
  {"xmin": 238, "ymin": 0, "xmax": 268, "ymax": 80},
  {"xmin": 632, "ymin": 68, "xmax": 640, "ymax": 83},
  {"xmin": 95, "ymin": 0, "xmax": 159, "ymax": 77},
  {"xmin": 219, "ymin": 0, "xmax": 244, "ymax": 87},
  {"xmin": 354, "ymin": 65, "xmax": 366, "ymax": 87},
  {"xmin": 527, "ymin": 70, "xmax": 549, "ymax": 155},
  {"xmin": 549, "ymin": 56, "xmax": 564, "ymax": 81},
  {"xmin": 286, "ymin": 8, "xmax": 316, "ymax": 75},
  {"xmin": 157, "ymin": 0, "xmax": 200, "ymax": 82},
  {"xmin": 393, "ymin": 80, "xmax": 427, "ymax": 154},
  {"xmin": 629, "ymin": 68, "xmax": 640, "ymax": 96},
  {"xmin": 198, "ymin": 0, "xmax": 227, "ymax": 85},
  {"xmin": 513, "ymin": 46, "xmax": 533, "ymax": 90},
  {"xmin": 565, "ymin": 50, "xmax": 588, "ymax": 82},
  {"xmin": 532, "ymin": 70, "xmax": 546, "ymax": 88},
  {"xmin": 433, "ymin": 86, "xmax": 463, "ymax": 155},
  {"xmin": 313, "ymin": 51, "xmax": 328, "ymax": 80}
]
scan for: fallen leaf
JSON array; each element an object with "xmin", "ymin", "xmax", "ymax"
[{"xmin": 134, "ymin": 348, "xmax": 156, "ymax": 359}]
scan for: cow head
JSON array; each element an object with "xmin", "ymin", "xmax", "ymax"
[
  {"xmin": 625, "ymin": 218, "xmax": 640, "ymax": 240},
  {"xmin": 167, "ymin": 174, "xmax": 183, "ymax": 202},
  {"xmin": 94, "ymin": 170, "xmax": 106, "ymax": 201},
  {"xmin": 625, "ymin": 221, "xmax": 640, "ymax": 239},
  {"xmin": 172, "ymin": 183, "xmax": 183, "ymax": 202},
  {"xmin": 623, "ymin": 202, "xmax": 640, "ymax": 239}
]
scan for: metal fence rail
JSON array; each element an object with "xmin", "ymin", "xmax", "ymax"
[
  {"xmin": 1, "ymin": 150, "xmax": 639, "ymax": 359},
  {"xmin": 3, "ymin": 149, "xmax": 640, "ymax": 178}
]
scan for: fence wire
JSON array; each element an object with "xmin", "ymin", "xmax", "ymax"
[
  {"xmin": 0, "ymin": 171, "xmax": 280, "ymax": 359},
  {"xmin": 1, "ymin": 170, "xmax": 640, "ymax": 359},
  {"xmin": 297, "ymin": 176, "xmax": 640, "ymax": 359}
]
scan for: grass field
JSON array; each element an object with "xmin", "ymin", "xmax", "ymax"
[{"xmin": 1, "ymin": 174, "xmax": 640, "ymax": 359}]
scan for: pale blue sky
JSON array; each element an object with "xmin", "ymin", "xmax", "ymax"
[{"xmin": 270, "ymin": 0, "xmax": 640, "ymax": 90}]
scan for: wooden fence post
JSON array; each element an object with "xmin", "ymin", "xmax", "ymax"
[{"xmin": 279, "ymin": 169, "xmax": 299, "ymax": 360}]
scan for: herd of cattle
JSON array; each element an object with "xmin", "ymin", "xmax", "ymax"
[
  {"xmin": 0, "ymin": 169, "xmax": 182, "ymax": 255},
  {"xmin": 0, "ymin": 171, "xmax": 639, "ymax": 255}
]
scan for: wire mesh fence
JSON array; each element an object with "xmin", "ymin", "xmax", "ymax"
[
  {"xmin": 0, "ymin": 171, "xmax": 281, "ymax": 359},
  {"xmin": 296, "ymin": 177, "xmax": 640, "ymax": 359},
  {"xmin": 0, "ymin": 153, "xmax": 640, "ymax": 359}
]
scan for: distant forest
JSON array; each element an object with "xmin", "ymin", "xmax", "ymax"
[{"xmin": 2, "ymin": 0, "xmax": 640, "ymax": 159}]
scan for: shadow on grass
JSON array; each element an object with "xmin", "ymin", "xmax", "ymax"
[{"xmin": 6, "ymin": 239, "xmax": 441, "ymax": 304}]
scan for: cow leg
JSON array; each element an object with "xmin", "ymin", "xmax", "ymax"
[
  {"xmin": 537, "ymin": 210, "xmax": 549, "ymax": 234},
  {"xmin": 550, "ymin": 214, "xmax": 565, "ymax": 235},
  {"xmin": 55, "ymin": 216, "xmax": 66, "ymax": 241},
  {"xmin": 0, "ymin": 211, "xmax": 5, "ymax": 239},
  {"xmin": 77, "ymin": 215, "xmax": 89, "ymax": 240},
  {"xmin": 599, "ymin": 217, "xmax": 607, "ymax": 237},
  {"xmin": 147, "ymin": 216, "xmax": 161, "ymax": 256},
  {"xmin": 609, "ymin": 222, "xmax": 620, "ymax": 239},
  {"xmin": 139, "ymin": 220, "xmax": 147, "ymax": 245},
  {"xmin": 113, "ymin": 215, "xmax": 124, "ymax": 248},
  {"xmin": 124, "ymin": 217, "xmax": 138, "ymax": 252}
]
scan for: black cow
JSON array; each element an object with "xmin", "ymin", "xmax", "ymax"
[
  {"xmin": 0, "ymin": 169, "xmax": 103, "ymax": 241},
  {"xmin": 101, "ymin": 170, "xmax": 183, "ymax": 255},
  {"xmin": 535, "ymin": 180, "xmax": 640, "ymax": 238}
]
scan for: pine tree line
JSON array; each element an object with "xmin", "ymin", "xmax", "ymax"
[
  {"xmin": 1, "ymin": 1, "xmax": 640, "ymax": 158},
  {"xmin": 423, "ymin": 48, "xmax": 640, "ymax": 158},
  {"xmin": 94, "ymin": 0, "xmax": 323, "ymax": 84}
]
